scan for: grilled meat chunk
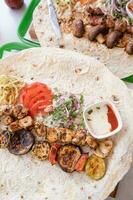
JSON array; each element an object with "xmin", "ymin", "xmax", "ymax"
[
  {"xmin": 114, "ymin": 19, "xmax": 127, "ymax": 33},
  {"xmin": 18, "ymin": 116, "xmax": 33, "ymax": 129},
  {"xmin": 33, "ymin": 121, "xmax": 47, "ymax": 138},
  {"xmin": 47, "ymin": 128, "xmax": 59, "ymax": 143},
  {"xmin": 106, "ymin": 31, "xmax": 123, "ymax": 48},
  {"xmin": 12, "ymin": 104, "xmax": 28, "ymax": 119},
  {"xmin": 9, "ymin": 121, "xmax": 21, "ymax": 132},
  {"xmin": 86, "ymin": 134, "xmax": 98, "ymax": 149},
  {"xmin": 72, "ymin": 19, "xmax": 85, "ymax": 38},
  {"xmin": 2, "ymin": 115, "xmax": 13, "ymax": 125},
  {"xmin": 72, "ymin": 129, "xmax": 86, "ymax": 146},
  {"xmin": 59, "ymin": 128, "xmax": 75, "ymax": 143}
]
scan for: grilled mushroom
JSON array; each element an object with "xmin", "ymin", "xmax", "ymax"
[
  {"xmin": 32, "ymin": 141, "xmax": 50, "ymax": 160},
  {"xmin": 93, "ymin": 139, "xmax": 113, "ymax": 158},
  {"xmin": 72, "ymin": 19, "xmax": 85, "ymax": 38},
  {"xmin": 125, "ymin": 41, "xmax": 133, "ymax": 55},
  {"xmin": 106, "ymin": 31, "xmax": 123, "ymax": 48},
  {"xmin": 88, "ymin": 25, "xmax": 108, "ymax": 41},
  {"xmin": 8, "ymin": 129, "xmax": 34, "ymax": 155},
  {"xmin": 58, "ymin": 144, "xmax": 81, "ymax": 173}
]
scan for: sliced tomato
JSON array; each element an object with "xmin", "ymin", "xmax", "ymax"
[
  {"xmin": 30, "ymin": 100, "xmax": 48, "ymax": 116},
  {"xmin": 29, "ymin": 93, "xmax": 47, "ymax": 108},
  {"xmin": 49, "ymin": 144, "xmax": 61, "ymax": 165},
  {"xmin": 19, "ymin": 82, "xmax": 53, "ymax": 117},
  {"xmin": 75, "ymin": 154, "xmax": 89, "ymax": 172}
]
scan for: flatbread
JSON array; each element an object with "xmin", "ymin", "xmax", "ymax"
[
  {"xmin": 0, "ymin": 47, "xmax": 133, "ymax": 200},
  {"xmin": 33, "ymin": 0, "xmax": 133, "ymax": 79}
]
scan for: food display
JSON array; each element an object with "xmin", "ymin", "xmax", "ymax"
[
  {"xmin": 0, "ymin": 79, "xmax": 114, "ymax": 179},
  {"xmin": 33, "ymin": 0, "xmax": 133, "ymax": 78},
  {"xmin": 0, "ymin": 47, "xmax": 133, "ymax": 200}
]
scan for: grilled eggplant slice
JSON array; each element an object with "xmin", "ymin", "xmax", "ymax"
[
  {"xmin": 58, "ymin": 144, "xmax": 81, "ymax": 173},
  {"xmin": 32, "ymin": 141, "xmax": 50, "ymax": 161},
  {"xmin": 85, "ymin": 154, "xmax": 106, "ymax": 180},
  {"xmin": 8, "ymin": 129, "xmax": 34, "ymax": 155}
]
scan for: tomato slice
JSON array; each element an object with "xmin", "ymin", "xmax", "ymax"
[
  {"xmin": 75, "ymin": 154, "xmax": 89, "ymax": 172},
  {"xmin": 49, "ymin": 144, "xmax": 61, "ymax": 165},
  {"xmin": 19, "ymin": 82, "xmax": 53, "ymax": 117},
  {"xmin": 30, "ymin": 100, "xmax": 48, "ymax": 116}
]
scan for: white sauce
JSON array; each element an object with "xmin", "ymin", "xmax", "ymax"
[{"xmin": 87, "ymin": 105, "xmax": 111, "ymax": 136}]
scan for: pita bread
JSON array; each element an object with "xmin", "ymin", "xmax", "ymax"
[
  {"xmin": 0, "ymin": 47, "xmax": 133, "ymax": 200},
  {"xmin": 33, "ymin": 0, "xmax": 133, "ymax": 79}
]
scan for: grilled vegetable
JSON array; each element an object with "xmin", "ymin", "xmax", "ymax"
[
  {"xmin": 58, "ymin": 144, "xmax": 81, "ymax": 173},
  {"xmin": 32, "ymin": 141, "xmax": 50, "ymax": 161},
  {"xmin": 49, "ymin": 143, "xmax": 61, "ymax": 165},
  {"xmin": 85, "ymin": 155, "xmax": 106, "ymax": 180},
  {"xmin": 8, "ymin": 129, "xmax": 34, "ymax": 155},
  {"xmin": 0, "ymin": 131, "xmax": 10, "ymax": 148},
  {"xmin": 75, "ymin": 154, "xmax": 88, "ymax": 172}
]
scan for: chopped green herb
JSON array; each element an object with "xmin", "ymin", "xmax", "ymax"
[
  {"xmin": 96, "ymin": 106, "xmax": 100, "ymax": 110},
  {"xmin": 80, "ymin": 94, "xmax": 84, "ymax": 104},
  {"xmin": 88, "ymin": 109, "xmax": 93, "ymax": 115}
]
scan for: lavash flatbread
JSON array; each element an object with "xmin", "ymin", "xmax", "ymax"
[
  {"xmin": 0, "ymin": 47, "xmax": 133, "ymax": 200},
  {"xmin": 33, "ymin": 0, "xmax": 133, "ymax": 79}
]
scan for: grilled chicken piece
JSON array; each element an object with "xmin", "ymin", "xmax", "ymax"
[
  {"xmin": 0, "ymin": 131, "xmax": 10, "ymax": 148},
  {"xmin": 32, "ymin": 141, "xmax": 50, "ymax": 161},
  {"xmin": 9, "ymin": 121, "xmax": 21, "ymax": 132},
  {"xmin": 12, "ymin": 104, "xmax": 28, "ymax": 119},
  {"xmin": 72, "ymin": 129, "xmax": 86, "ymax": 146},
  {"xmin": 0, "ymin": 105, "xmax": 12, "ymax": 116},
  {"xmin": 33, "ymin": 121, "xmax": 47, "ymax": 138},
  {"xmin": 59, "ymin": 128, "xmax": 75, "ymax": 143},
  {"xmin": 2, "ymin": 115, "xmax": 13, "ymax": 125},
  {"xmin": 47, "ymin": 128, "xmax": 59, "ymax": 143},
  {"xmin": 86, "ymin": 134, "xmax": 98, "ymax": 149},
  {"xmin": 18, "ymin": 116, "xmax": 33, "ymax": 129}
]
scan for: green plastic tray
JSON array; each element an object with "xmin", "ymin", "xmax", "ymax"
[
  {"xmin": 0, "ymin": 42, "xmax": 31, "ymax": 59},
  {"xmin": 18, "ymin": 0, "xmax": 40, "ymax": 47}
]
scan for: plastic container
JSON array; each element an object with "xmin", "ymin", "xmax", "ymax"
[{"xmin": 83, "ymin": 100, "xmax": 122, "ymax": 139}]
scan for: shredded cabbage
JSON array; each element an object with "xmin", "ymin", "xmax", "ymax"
[{"xmin": 0, "ymin": 75, "xmax": 24, "ymax": 105}]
